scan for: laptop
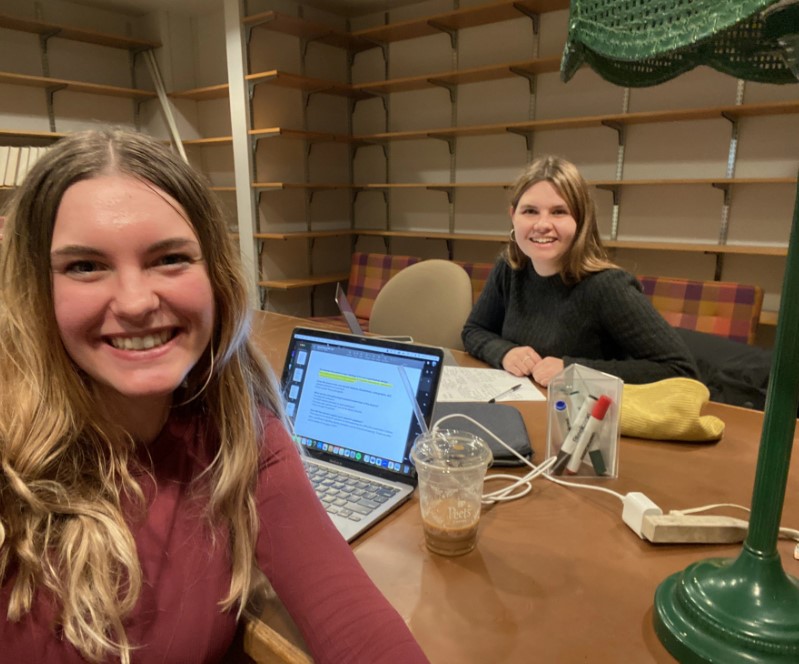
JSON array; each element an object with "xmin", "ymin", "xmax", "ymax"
[
  {"xmin": 280, "ymin": 326, "xmax": 445, "ymax": 541},
  {"xmin": 334, "ymin": 282, "xmax": 458, "ymax": 365},
  {"xmin": 335, "ymin": 282, "xmax": 414, "ymax": 343},
  {"xmin": 334, "ymin": 282, "xmax": 366, "ymax": 336}
]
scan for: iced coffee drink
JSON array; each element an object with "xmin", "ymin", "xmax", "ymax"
[
  {"xmin": 411, "ymin": 430, "xmax": 492, "ymax": 557},
  {"xmin": 421, "ymin": 497, "xmax": 481, "ymax": 556}
]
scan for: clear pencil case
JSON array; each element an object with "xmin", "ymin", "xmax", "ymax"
[{"xmin": 545, "ymin": 364, "xmax": 623, "ymax": 480}]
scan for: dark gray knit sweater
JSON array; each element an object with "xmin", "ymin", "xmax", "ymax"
[{"xmin": 461, "ymin": 259, "xmax": 698, "ymax": 384}]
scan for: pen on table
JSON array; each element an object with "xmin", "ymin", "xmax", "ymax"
[{"xmin": 488, "ymin": 383, "xmax": 523, "ymax": 403}]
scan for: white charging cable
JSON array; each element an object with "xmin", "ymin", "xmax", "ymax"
[
  {"xmin": 431, "ymin": 412, "xmax": 624, "ymax": 505},
  {"xmin": 431, "ymin": 414, "xmax": 799, "ymax": 551}
]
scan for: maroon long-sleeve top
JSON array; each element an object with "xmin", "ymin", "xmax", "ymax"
[{"xmin": 1, "ymin": 410, "xmax": 429, "ymax": 663}]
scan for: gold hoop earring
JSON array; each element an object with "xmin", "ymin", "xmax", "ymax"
[
  {"xmin": 509, "ymin": 228, "xmax": 516, "ymax": 242},
  {"xmin": 176, "ymin": 345, "xmax": 215, "ymax": 407}
]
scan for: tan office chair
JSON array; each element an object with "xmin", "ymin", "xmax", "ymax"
[{"xmin": 369, "ymin": 259, "xmax": 474, "ymax": 350}]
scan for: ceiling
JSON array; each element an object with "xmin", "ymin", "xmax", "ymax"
[{"xmin": 70, "ymin": 0, "xmax": 426, "ymax": 17}]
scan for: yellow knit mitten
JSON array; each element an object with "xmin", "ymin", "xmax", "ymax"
[{"xmin": 620, "ymin": 377, "xmax": 725, "ymax": 442}]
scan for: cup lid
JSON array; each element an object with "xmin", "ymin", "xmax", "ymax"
[{"xmin": 410, "ymin": 429, "xmax": 493, "ymax": 470}]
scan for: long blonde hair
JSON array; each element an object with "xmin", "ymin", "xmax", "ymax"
[
  {"xmin": 0, "ymin": 129, "xmax": 285, "ymax": 662},
  {"xmin": 505, "ymin": 155, "xmax": 618, "ymax": 283}
]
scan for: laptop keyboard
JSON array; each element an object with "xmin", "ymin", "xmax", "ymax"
[{"xmin": 304, "ymin": 462, "xmax": 400, "ymax": 523}]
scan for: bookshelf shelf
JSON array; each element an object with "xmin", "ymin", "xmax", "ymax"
[
  {"xmin": 0, "ymin": 129, "xmax": 65, "ymax": 142},
  {"xmin": 252, "ymin": 181, "xmax": 354, "ymax": 191},
  {"xmin": 0, "ymin": 12, "xmax": 160, "ymax": 50},
  {"xmin": 246, "ymin": 70, "xmax": 371, "ymax": 100},
  {"xmin": 351, "ymin": 0, "xmax": 569, "ymax": 45},
  {"xmin": 760, "ymin": 311, "xmax": 778, "ymax": 326},
  {"xmin": 169, "ymin": 84, "xmax": 230, "ymax": 101},
  {"xmin": 605, "ymin": 240, "xmax": 788, "ymax": 257},
  {"xmin": 352, "ymin": 177, "xmax": 796, "ymax": 192},
  {"xmin": 255, "ymin": 230, "xmax": 354, "ymax": 240},
  {"xmin": 243, "ymin": 10, "xmax": 372, "ymax": 52},
  {"xmin": 183, "ymin": 136, "xmax": 233, "ymax": 146},
  {"xmin": 258, "ymin": 272, "xmax": 350, "ymax": 290},
  {"xmin": 353, "ymin": 56, "xmax": 561, "ymax": 95},
  {"xmin": 0, "ymin": 71, "xmax": 156, "ymax": 100},
  {"xmin": 352, "ymin": 100, "xmax": 799, "ymax": 144},
  {"xmin": 249, "ymin": 127, "xmax": 351, "ymax": 143}
]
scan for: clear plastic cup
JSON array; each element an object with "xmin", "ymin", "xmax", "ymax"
[{"xmin": 410, "ymin": 429, "xmax": 493, "ymax": 556}]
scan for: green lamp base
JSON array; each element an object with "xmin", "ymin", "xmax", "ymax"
[{"xmin": 654, "ymin": 546, "xmax": 799, "ymax": 663}]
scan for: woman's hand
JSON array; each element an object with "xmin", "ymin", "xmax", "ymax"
[
  {"xmin": 531, "ymin": 357, "xmax": 564, "ymax": 387},
  {"xmin": 501, "ymin": 346, "xmax": 542, "ymax": 377}
]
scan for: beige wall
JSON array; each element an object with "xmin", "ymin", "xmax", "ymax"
[{"xmin": 2, "ymin": 0, "xmax": 796, "ymax": 344}]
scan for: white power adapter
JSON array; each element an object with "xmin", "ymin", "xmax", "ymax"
[
  {"xmin": 622, "ymin": 492, "xmax": 663, "ymax": 539},
  {"xmin": 622, "ymin": 492, "xmax": 751, "ymax": 543}
]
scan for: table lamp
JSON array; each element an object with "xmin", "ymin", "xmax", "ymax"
[{"xmin": 561, "ymin": 1, "xmax": 799, "ymax": 661}]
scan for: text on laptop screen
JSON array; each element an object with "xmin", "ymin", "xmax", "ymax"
[{"xmin": 282, "ymin": 330, "xmax": 442, "ymax": 480}]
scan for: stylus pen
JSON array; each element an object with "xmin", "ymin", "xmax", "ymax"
[
  {"xmin": 488, "ymin": 383, "xmax": 523, "ymax": 403},
  {"xmin": 398, "ymin": 365, "xmax": 429, "ymax": 435}
]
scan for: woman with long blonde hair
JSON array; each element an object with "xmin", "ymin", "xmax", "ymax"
[
  {"xmin": 462, "ymin": 155, "xmax": 697, "ymax": 386},
  {"xmin": 0, "ymin": 129, "xmax": 429, "ymax": 663}
]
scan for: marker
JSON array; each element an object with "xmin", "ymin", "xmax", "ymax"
[
  {"xmin": 587, "ymin": 428, "xmax": 608, "ymax": 476},
  {"xmin": 488, "ymin": 383, "xmax": 523, "ymax": 403},
  {"xmin": 565, "ymin": 395, "xmax": 613, "ymax": 475},
  {"xmin": 561, "ymin": 389, "xmax": 580, "ymax": 412},
  {"xmin": 551, "ymin": 395, "xmax": 597, "ymax": 475},
  {"xmin": 553, "ymin": 399, "xmax": 571, "ymax": 441}
]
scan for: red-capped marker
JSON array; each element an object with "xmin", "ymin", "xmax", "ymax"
[{"xmin": 565, "ymin": 395, "xmax": 613, "ymax": 475}]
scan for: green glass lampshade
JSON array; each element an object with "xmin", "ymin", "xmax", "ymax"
[{"xmin": 561, "ymin": 0, "xmax": 799, "ymax": 86}]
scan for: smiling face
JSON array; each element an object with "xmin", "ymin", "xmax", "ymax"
[
  {"xmin": 510, "ymin": 180, "xmax": 577, "ymax": 277},
  {"xmin": 50, "ymin": 174, "xmax": 215, "ymax": 418}
]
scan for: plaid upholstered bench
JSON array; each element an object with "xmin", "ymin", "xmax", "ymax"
[
  {"xmin": 311, "ymin": 252, "xmax": 422, "ymax": 331},
  {"xmin": 310, "ymin": 254, "xmax": 498, "ymax": 330},
  {"xmin": 637, "ymin": 275, "xmax": 764, "ymax": 345},
  {"xmin": 454, "ymin": 260, "xmax": 495, "ymax": 304}
]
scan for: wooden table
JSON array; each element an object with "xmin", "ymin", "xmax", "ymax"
[{"xmin": 250, "ymin": 311, "xmax": 799, "ymax": 664}]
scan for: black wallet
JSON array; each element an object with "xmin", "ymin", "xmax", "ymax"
[{"xmin": 430, "ymin": 401, "xmax": 533, "ymax": 467}]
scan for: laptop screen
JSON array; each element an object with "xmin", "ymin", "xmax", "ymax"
[
  {"xmin": 281, "ymin": 327, "xmax": 444, "ymax": 484},
  {"xmin": 334, "ymin": 283, "xmax": 365, "ymax": 336}
]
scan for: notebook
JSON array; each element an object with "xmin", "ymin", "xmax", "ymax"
[{"xmin": 280, "ymin": 326, "xmax": 444, "ymax": 541}]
